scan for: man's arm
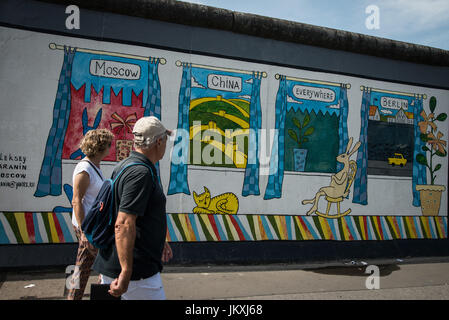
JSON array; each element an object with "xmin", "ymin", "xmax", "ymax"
[{"xmin": 108, "ymin": 211, "xmax": 137, "ymax": 297}]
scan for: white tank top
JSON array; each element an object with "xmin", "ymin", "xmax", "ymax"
[{"xmin": 71, "ymin": 160, "xmax": 104, "ymax": 228}]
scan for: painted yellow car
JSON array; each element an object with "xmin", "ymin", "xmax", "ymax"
[{"xmin": 388, "ymin": 153, "xmax": 407, "ymax": 167}]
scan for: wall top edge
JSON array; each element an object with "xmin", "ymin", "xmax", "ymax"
[{"xmin": 34, "ymin": 0, "xmax": 449, "ymax": 67}]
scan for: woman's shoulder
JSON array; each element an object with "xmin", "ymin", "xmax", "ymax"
[{"xmin": 73, "ymin": 160, "xmax": 93, "ymax": 177}]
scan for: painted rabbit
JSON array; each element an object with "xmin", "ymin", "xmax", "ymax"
[{"xmin": 302, "ymin": 137, "xmax": 361, "ymax": 216}]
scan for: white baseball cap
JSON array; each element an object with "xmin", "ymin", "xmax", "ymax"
[{"xmin": 132, "ymin": 116, "xmax": 173, "ymax": 146}]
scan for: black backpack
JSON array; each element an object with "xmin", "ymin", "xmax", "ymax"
[{"xmin": 81, "ymin": 162, "xmax": 154, "ymax": 249}]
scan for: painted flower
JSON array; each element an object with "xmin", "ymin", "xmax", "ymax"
[
  {"xmin": 418, "ymin": 110, "xmax": 437, "ymax": 134},
  {"xmin": 427, "ymin": 131, "xmax": 447, "ymax": 154}
]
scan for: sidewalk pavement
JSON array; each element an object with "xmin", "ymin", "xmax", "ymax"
[{"xmin": 1, "ymin": 257, "xmax": 449, "ymax": 300}]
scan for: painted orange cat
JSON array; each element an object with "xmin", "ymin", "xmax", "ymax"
[{"xmin": 193, "ymin": 186, "xmax": 239, "ymax": 215}]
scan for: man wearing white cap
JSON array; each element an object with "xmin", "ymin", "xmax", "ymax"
[{"xmin": 93, "ymin": 116, "xmax": 173, "ymax": 300}]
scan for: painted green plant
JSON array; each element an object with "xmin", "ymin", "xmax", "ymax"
[
  {"xmin": 288, "ymin": 114, "xmax": 315, "ymax": 148},
  {"xmin": 416, "ymin": 96, "xmax": 447, "ymax": 185}
]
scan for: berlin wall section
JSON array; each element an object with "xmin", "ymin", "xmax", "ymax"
[{"xmin": 0, "ymin": 0, "xmax": 448, "ymax": 268}]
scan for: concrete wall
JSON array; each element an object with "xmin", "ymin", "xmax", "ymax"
[{"xmin": 1, "ymin": 0, "xmax": 449, "ymax": 267}]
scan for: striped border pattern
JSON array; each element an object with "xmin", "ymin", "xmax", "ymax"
[
  {"xmin": 167, "ymin": 214, "xmax": 448, "ymax": 242},
  {"xmin": 0, "ymin": 212, "xmax": 447, "ymax": 244},
  {"xmin": 0, "ymin": 212, "xmax": 77, "ymax": 244}
]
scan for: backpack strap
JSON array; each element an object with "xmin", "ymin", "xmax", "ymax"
[{"xmin": 81, "ymin": 159, "xmax": 104, "ymax": 181}]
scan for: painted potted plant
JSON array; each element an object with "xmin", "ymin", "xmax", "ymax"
[
  {"xmin": 415, "ymin": 96, "xmax": 447, "ymax": 216},
  {"xmin": 288, "ymin": 114, "xmax": 314, "ymax": 172}
]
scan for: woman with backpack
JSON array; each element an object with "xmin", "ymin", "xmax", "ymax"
[{"xmin": 67, "ymin": 128, "xmax": 114, "ymax": 300}]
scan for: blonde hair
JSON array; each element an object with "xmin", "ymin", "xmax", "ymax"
[{"xmin": 79, "ymin": 129, "xmax": 114, "ymax": 157}]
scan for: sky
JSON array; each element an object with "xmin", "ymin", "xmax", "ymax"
[{"xmin": 180, "ymin": 0, "xmax": 449, "ymax": 51}]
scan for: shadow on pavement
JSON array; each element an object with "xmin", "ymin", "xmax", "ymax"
[{"xmin": 307, "ymin": 264, "xmax": 401, "ymax": 277}]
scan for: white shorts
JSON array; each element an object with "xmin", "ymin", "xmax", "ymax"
[{"xmin": 100, "ymin": 272, "xmax": 166, "ymax": 300}]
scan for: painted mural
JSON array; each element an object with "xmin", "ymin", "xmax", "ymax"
[
  {"xmin": 0, "ymin": 26, "xmax": 448, "ymax": 245},
  {"xmin": 302, "ymin": 137, "xmax": 360, "ymax": 218},
  {"xmin": 264, "ymin": 75, "xmax": 351, "ymax": 200},
  {"xmin": 168, "ymin": 62, "xmax": 265, "ymax": 197},
  {"xmin": 33, "ymin": 43, "xmax": 165, "ymax": 199}
]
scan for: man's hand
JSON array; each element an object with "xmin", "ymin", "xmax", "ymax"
[
  {"xmin": 109, "ymin": 270, "xmax": 131, "ymax": 298},
  {"xmin": 162, "ymin": 242, "xmax": 173, "ymax": 263}
]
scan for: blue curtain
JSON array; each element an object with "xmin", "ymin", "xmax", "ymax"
[
  {"xmin": 34, "ymin": 47, "xmax": 76, "ymax": 197},
  {"xmin": 168, "ymin": 63, "xmax": 191, "ymax": 195},
  {"xmin": 242, "ymin": 72, "xmax": 262, "ymax": 196},
  {"xmin": 145, "ymin": 58, "xmax": 161, "ymax": 118},
  {"xmin": 264, "ymin": 76, "xmax": 287, "ymax": 200},
  {"xmin": 337, "ymin": 84, "xmax": 349, "ymax": 172},
  {"xmin": 412, "ymin": 96, "xmax": 427, "ymax": 206},
  {"xmin": 352, "ymin": 89, "xmax": 371, "ymax": 205},
  {"xmin": 144, "ymin": 58, "xmax": 163, "ymax": 186}
]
